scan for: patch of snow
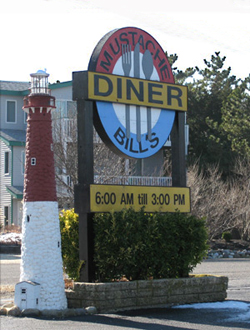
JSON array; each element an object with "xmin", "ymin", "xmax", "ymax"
[
  {"xmin": 0, "ymin": 232, "xmax": 22, "ymax": 244},
  {"xmin": 173, "ymin": 300, "xmax": 250, "ymax": 323},
  {"xmin": 229, "ymin": 310, "xmax": 250, "ymax": 322},
  {"xmin": 173, "ymin": 301, "xmax": 250, "ymax": 311}
]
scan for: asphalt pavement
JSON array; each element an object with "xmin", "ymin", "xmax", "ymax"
[
  {"xmin": 193, "ymin": 258, "xmax": 250, "ymax": 302},
  {"xmin": 0, "ymin": 254, "xmax": 21, "ymax": 286},
  {"xmin": 1, "ymin": 255, "xmax": 250, "ymax": 330}
]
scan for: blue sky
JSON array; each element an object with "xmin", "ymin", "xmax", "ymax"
[{"xmin": 1, "ymin": 0, "xmax": 249, "ymax": 83}]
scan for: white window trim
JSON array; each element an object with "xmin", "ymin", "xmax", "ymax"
[
  {"xmin": 6, "ymin": 99, "xmax": 17, "ymax": 124},
  {"xmin": 24, "ymin": 111, "xmax": 28, "ymax": 124},
  {"xmin": 31, "ymin": 157, "xmax": 36, "ymax": 166},
  {"xmin": 4, "ymin": 206, "xmax": 9, "ymax": 226},
  {"xmin": 4, "ymin": 151, "xmax": 10, "ymax": 175},
  {"xmin": 21, "ymin": 150, "xmax": 25, "ymax": 175}
]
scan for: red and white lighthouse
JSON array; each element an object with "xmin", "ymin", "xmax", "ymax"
[{"xmin": 15, "ymin": 70, "xmax": 67, "ymax": 310}]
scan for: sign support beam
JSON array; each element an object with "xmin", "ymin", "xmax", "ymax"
[
  {"xmin": 171, "ymin": 112, "xmax": 186, "ymax": 187},
  {"xmin": 73, "ymin": 71, "xmax": 95, "ymax": 282}
]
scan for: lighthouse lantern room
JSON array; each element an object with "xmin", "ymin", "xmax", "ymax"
[
  {"xmin": 15, "ymin": 70, "xmax": 67, "ymax": 311},
  {"xmin": 30, "ymin": 70, "xmax": 50, "ymax": 94},
  {"xmin": 23, "ymin": 70, "xmax": 55, "ymax": 111}
]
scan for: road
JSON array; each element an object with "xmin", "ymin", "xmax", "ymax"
[
  {"xmin": 1, "ymin": 255, "xmax": 250, "ymax": 329},
  {"xmin": 0, "ymin": 254, "xmax": 20, "ymax": 286},
  {"xmin": 193, "ymin": 258, "xmax": 250, "ymax": 302}
]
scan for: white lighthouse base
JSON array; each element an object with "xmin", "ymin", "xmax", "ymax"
[{"xmin": 19, "ymin": 201, "xmax": 67, "ymax": 310}]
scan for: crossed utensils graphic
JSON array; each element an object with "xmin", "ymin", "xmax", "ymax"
[{"xmin": 121, "ymin": 43, "xmax": 154, "ymax": 142}]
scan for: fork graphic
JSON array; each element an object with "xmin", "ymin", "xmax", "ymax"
[{"xmin": 121, "ymin": 44, "xmax": 132, "ymax": 138}]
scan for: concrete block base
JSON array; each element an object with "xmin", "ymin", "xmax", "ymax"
[{"xmin": 66, "ymin": 275, "xmax": 228, "ymax": 313}]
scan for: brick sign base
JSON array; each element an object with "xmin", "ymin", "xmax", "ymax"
[{"xmin": 66, "ymin": 275, "xmax": 228, "ymax": 313}]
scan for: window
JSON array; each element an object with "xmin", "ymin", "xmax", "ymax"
[
  {"xmin": 21, "ymin": 288, "xmax": 26, "ymax": 294},
  {"xmin": 31, "ymin": 158, "xmax": 36, "ymax": 166},
  {"xmin": 6, "ymin": 100, "xmax": 16, "ymax": 123},
  {"xmin": 4, "ymin": 206, "xmax": 9, "ymax": 226},
  {"xmin": 4, "ymin": 152, "xmax": 9, "ymax": 174},
  {"xmin": 21, "ymin": 151, "xmax": 25, "ymax": 175},
  {"xmin": 24, "ymin": 111, "xmax": 28, "ymax": 123},
  {"xmin": 66, "ymin": 175, "xmax": 71, "ymax": 186}
]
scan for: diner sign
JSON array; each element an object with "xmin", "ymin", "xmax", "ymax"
[
  {"xmin": 87, "ymin": 72, "xmax": 187, "ymax": 112},
  {"xmin": 88, "ymin": 27, "xmax": 188, "ymax": 159},
  {"xmin": 90, "ymin": 184, "xmax": 191, "ymax": 213}
]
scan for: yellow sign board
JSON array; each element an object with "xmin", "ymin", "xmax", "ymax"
[
  {"xmin": 88, "ymin": 71, "xmax": 187, "ymax": 112},
  {"xmin": 90, "ymin": 184, "xmax": 190, "ymax": 213}
]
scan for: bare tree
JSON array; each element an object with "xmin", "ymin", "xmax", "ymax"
[
  {"xmin": 52, "ymin": 108, "xmax": 132, "ymax": 208},
  {"xmin": 52, "ymin": 104, "xmax": 78, "ymax": 208},
  {"xmin": 94, "ymin": 139, "xmax": 132, "ymax": 184},
  {"xmin": 188, "ymin": 160, "xmax": 250, "ymax": 240}
]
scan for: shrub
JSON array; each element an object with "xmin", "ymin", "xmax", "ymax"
[
  {"xmin": 222, "ymin": 231, "xmax": 232, "ymax": 242},
  {"xmin": 60, "ymin": 208, "xmax": 208, "ymax": 282},
  {"xmin": 93, "ymin": 208, "xmax": 208, "ymax": 281},
  {"xmin": 59, "ymin": 209, "xmax": 81, "ymax": 281}
]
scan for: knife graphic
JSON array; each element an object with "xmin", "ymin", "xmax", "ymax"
[{"xmin": 134, "ymin": 43, "xmax": 141, "ymax": 142}]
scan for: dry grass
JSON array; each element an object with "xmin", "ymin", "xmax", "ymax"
[
  {"xmin": 2, "ymin": 225, "xmax": 21, "ymax": 234},
  {"xmin": 1, "ymin": 281, "xmax": 75, "ymax": 294},
  {"xmin": 64, "ymin": 278, "xmax": 74, "ymax": 290},
  {"xmin": 0, "ymin": 285, "xmax": 15, "ymax": 294}
]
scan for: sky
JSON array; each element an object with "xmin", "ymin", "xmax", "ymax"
[{"xmin": 1, "ymin": 0, "xmax": 250, "ymax": 84}]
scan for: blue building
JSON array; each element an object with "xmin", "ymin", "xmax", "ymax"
[{"xmin": 0, "ymin": 79, "xmax": 72, "ymax": 228}]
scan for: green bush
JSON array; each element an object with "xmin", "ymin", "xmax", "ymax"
[
  {"xmin": 222, "ymin": 231, "xmax": 232, "ymax": 242},
  {"xmin": 93, "ymin": 208, "xmax": 208, "ymax": 281},
  {"xmin": 60, "ymin": 208, "xmax": 208, "ymax": 282},
  {"xmin": 59, "ymin": 209, "xmax": 81, "ymax": 281}
]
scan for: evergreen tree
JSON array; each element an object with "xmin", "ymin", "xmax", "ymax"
[
  {"xmin": 168, "ymin": 51, "xmax": 250, "ymax": 177},
  {"xmin": 219, "ymin": 76, "xmax": 250, "ymax": 158}
]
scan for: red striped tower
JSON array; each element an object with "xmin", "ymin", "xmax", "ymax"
[
  {"xmin": 23, "ymin": 71, "xmax": 57, "ymax": 203},
  {"xmin": 16, "ymin": 70, "xmax": 67, "ymax": 310}
]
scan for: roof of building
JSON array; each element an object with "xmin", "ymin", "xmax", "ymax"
[
  {"xmin": 15, "ymin": 280, "xmax": 40, "ymax": 286},
  {"xmin": 50, "ymin": 80, "xmax": 72, "ymax": 89},
  {"xmin": 0, "ymin": 81, "xmax": 30, "ymax": 91},
  {"xmin": 0, "ymin": 129, "xmax": 26, "ymax": 146},
  {"xmin": 6, "ymin": 186, "xmax": 23, "ymax": 199},
  {"xmin": 0, "ymin": 80, "xmax": 72, "ymax": 95}
]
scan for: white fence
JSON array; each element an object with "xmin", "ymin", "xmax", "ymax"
[{"xmin": 94, "ymin": 175, "xmax": 172, "ymax": 186}]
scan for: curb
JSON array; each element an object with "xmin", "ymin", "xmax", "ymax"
[{"xmin": 0, "ymin": 303, "xmax": 97, "ymax": 318}]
